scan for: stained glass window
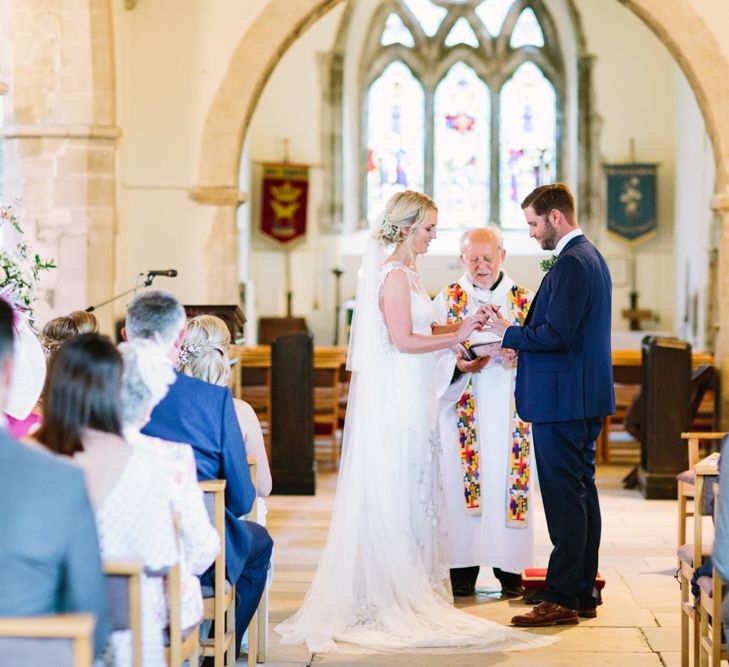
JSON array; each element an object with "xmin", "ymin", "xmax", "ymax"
[
  {"xmin": 444, "ymin": 17, "xmax": 480, "ymax": 48},
  {"xmin": 366, "ymin": 61, "xmax": 425, "ymax": 218},
  {"xmin": 510, "ymin": 8, "xmax": 545, "ymax": 48},
  {"xmin": 434, "ymin": 62, "xmax": 490, "ymax": 228},
  {"xmin": 475, "ymin": 0, "xmax": 514, "ymax": 37},
  {"xmin": 381, "ymin": 12, "xmax": 415, "ymax": 47},
  {"xmin": 402, "ymin": 0, "xmax": 447, "ymax": 37},
  {"xmin": 499, "ymin": 62, "xmax": 556, "ymax": 229},
  {"xmin": 362, "ymin": 0, "xmax": 563, "ymax": 230}
]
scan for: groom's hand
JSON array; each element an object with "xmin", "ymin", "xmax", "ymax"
[
  {"xmin": 484, "ymin": 305, "xmax": 511, "ymax": 335},
  {"xmin": 455, "ymin": 347, "xmax": 490, "ymax": 374}
]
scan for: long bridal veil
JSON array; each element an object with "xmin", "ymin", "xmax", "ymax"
[{"xmin": 276, "ymin": 219, "xmax": 557, "ymax": 655}]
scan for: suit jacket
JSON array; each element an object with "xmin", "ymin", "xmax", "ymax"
[
  {"xmin": 0, "ymin": 432, "xmax": 109, "ymax": 654},
  {"xmin": 142, "ymin": 372, "xmax": 256, "ymax": 583},
  {"xmin": 502, "ymin": 235, "xmax": 616, "ymax": 423}
]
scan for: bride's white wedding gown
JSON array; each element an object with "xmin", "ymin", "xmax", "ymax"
[{"xmin": 276, "ymin": 256, "xmax": 556, "ymax": 654}]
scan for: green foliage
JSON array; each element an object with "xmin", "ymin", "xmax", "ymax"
[{"xmin": 0, "ymin": 205, "xmax": 56, "ymax": 318}]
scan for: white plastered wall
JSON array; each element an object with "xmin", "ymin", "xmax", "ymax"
[{"xmin": 112, "ymin": 1, "xmax": 268, "ymax": 323}]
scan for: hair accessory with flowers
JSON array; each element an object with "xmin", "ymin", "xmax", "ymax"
[
  {"xmin": 377, "ymin": 212, "xmax": 403, "ymax": 246},
  {"xmin": 0, "ymin": 204, "xmax": 56, "ymax": 323},
  {"xmin": 177, "ymin": 342, "xmax": 203, "ymax": 367}
]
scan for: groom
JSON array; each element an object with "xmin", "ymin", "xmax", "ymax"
[{"xmin": 486, "ymin": 183, "xmax": 615, "ymax": 626}]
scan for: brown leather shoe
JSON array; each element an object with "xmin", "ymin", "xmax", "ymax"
[
  {"xmin": 511, "ymin": 601, "xmax": 579, "ymax": 627},
  {"xmin": 578, "ymin": 608, "xmax": 597, "ymax": 619}
]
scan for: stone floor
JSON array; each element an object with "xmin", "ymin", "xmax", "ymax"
[{"xmin": 241, "ymin": 460, "xmax": 689, "ymax": 667}]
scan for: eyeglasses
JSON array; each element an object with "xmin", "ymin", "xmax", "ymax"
[{"xmin": 463, "ymin": 256, "xmax": 497, "ymax": 266}]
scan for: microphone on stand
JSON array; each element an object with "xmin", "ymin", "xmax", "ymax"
[
  {"xmin": 84, "ymin": 269, "xmax": 179, "ymax": 312},
  {"xmin": 146, "ymin": 269, "xmax": 178, "ymax": 278}
]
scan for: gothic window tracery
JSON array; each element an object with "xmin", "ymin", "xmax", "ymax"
[{"xmin": 363, "ymin": 0, "xmax": 564, "ymax": 229}]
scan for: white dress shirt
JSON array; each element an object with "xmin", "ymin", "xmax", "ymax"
[{"xmin": 554, "ymin": 228, "xmax": 584, "ymax": 256}]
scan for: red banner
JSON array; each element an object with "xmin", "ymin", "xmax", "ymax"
[{"xmin": 260, "ymin": 163, "xmax": 308, "ymax": 245}]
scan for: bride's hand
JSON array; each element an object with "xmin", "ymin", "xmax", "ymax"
[{"xmin": 455, "ymin": 314, "xmax": 486, "ymax": 342}]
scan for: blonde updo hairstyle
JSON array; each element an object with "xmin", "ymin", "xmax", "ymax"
[
  {"xmin": 40, "ymin": 310, "xmax": 100, "ymax": 360},
  {"xmin": 177, "ymin": 314, "xmax": 231, "ymax": 387},
  {"xmin": 375, "ymin": 190, "xmax": 437, "ymax": 248}
]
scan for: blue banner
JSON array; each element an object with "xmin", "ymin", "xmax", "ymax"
[{"xmin": 605, "ymin": 163, "xmax": 658, "ymax": 242}]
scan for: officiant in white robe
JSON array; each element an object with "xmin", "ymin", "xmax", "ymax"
[{"xmin": 434, "ymin": 227, "xmax": 535, "ymax": 597}]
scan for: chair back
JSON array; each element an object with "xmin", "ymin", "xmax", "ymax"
[
  {"xmin": 199, "ymin": 479, "xmax": 227, "ymax": 588},
  {"xmin": 198, "ymin": 479, "xmax": 237, "ymax": 666},
  {"xmin": 165, "ymin": 513, "xmax": 200, "ymax": 667},
  {"xmin": 0, "ymin": 614, "xmax": 95, "ymax": 667},
  {"xmin": 104, "ymin": 560, "xmax": 143, "ymax": 667}
]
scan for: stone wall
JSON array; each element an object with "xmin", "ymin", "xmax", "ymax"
[{"xmin": 0, "ymin": 0, "xmax": 117, "ymax": 330}]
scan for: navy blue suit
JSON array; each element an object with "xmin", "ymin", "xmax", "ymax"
[
  {"xmin": 503, "ymin": 234, "xmax": 615, "ymax": 610},
  {"xmin": 143, "ymin": 372, "xmax": 272, "ymax": 655}
]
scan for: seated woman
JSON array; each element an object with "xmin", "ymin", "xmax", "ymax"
[
  {"xmin": 36, "ymin": 333, "xmax": 177, "ymax": 667},
  {"xmin": 40, "ymin": 310, "xmax": 99, "ymax": 361},
  {"xmin": 118, "ymin": 339, "xmax": 219, "ymax": 631},
  {"xmin": 178, "ymin": 315, "xmax": 272, "ymax": 497},
  {"xmin": 5, "ymin": 314, "xmax": 45, "ymax": 439}
]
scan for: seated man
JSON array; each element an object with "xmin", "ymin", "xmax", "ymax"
[
  {"xmin": 125, "ymin": 291, "xmax": 272, "ymax": 658},
  {"xmin": 0, "ymin": 298, "xmax": 109, "ymax": 655}
]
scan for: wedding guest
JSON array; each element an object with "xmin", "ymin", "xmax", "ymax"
[
  {"xmin": 0, "ymin": 301, "xmax": 109, "ymax": 656},
  {"xmin": 434, "ymin": 226, "xmax": 535, "ymax": 598},
  {"xmin": 37, "ymin": 333, "xmax": 178, "ymax": 666},
  {"xmin": 178, "ymin": 314, "xmax": 272, "ymax": 496},
  {"xmin": 119, "ymin": 339, "xmax": 220, "ymax": 632},
  {"xmin": 40, "ymin": 310, "xmax": 99, "ymax": 360},
  {"xmin": 714, "ymin": 439, "xmax": 729, "ymax": 636},
  {"xmin": 488, "ymin": 183, "xmax": 615, "ymax": 627},
  {"xmin": 5, "ymin": 312, "xmax": 45, "ymax": 438},
  {"xmin": 125, "ymin": 291, "xmax": 272, "ymax": 659}
]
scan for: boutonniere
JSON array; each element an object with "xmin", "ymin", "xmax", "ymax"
[{"xmin": 540, "ymin": 255, "xmax": 558, "ymax": 272}]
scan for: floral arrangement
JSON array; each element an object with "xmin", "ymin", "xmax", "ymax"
[
  {"xmin": 539, "ymin": 255, "xmax": 557, "ymax": 272},
  {"xmin": 0, "ymin": 205, "xmax": 56, "ymax": 320}
]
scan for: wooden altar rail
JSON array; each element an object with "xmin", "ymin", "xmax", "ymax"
[
  {"xmin": 599, "ymin": 350, "xmax": 716, "ymax": 463},
  {"xmin": 229, "ymin": 345, "xmax": 348, "ymax": 459},
  {"xmin": 229, "ymin": 345, "xmax": 716, "ymax": 464}
]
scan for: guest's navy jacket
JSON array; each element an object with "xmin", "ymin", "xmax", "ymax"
[
  {"xmin": 502, "ymin": 234, "xmax": 616, "ymax": 423},
  {"xmin": 0, "ymin": 432, "xmax": 109, "ymax": 654},
  {"xmin": 143, "ymin": 372, "xmax": 256, "ymax": 583}
]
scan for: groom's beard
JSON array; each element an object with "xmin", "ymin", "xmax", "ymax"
[{"xmin": 539, "ymin": 220, "xmax": 558, "ymax": 250}]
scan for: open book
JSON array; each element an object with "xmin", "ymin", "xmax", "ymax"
[{"xmin": 458, "ymin": 330, "xmax": 502, "ymax": 361}]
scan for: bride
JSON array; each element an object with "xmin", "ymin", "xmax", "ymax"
[{"xmin": 276, "ymin": 191, "xmax": 555, "ymax": 654}]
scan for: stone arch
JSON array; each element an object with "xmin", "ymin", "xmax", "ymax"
[
  {"xmin": 197, "ymin": 0, "xmax": 729, "ymax": 421},
  {"xmin": 197, "ymin": 0, "xmax": 729, "ymax": 191}
]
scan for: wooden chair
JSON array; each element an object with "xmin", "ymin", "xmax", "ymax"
[
  {"xmin": 698, "ymin": 484, "xmax": 728, "ymax": 666},
  {"xmin": 679, "ymin": 433, "xmax": 726, "ymax": 548},
  {"xmin": 679, "ymin": 452, "xmax": 720, "ymax": 667},
  {"xmin": 231, "ymin": 345, "xmax": 272, "ymax": 454},
  {"xmin": 104, "ymin": 560, "xmax": 144, "ymax": 667},
  {"xmin": 200, "ymin": 458, "xmax": 263, "ymax": 667},
  {"xmin": 0, "ymin": 614, "xmax": 95, "ymax": 667},
  {"xmin": 244, "ymin": 457, "xmax": 261, "ymax": 666},
  {"xmin": 199, "ymin": 479, "xmax": 237, "ymax": 667},
  {"xmin": 313, "ymin": 346, "xmax": 348, "ymax": 469},
  {"xmin": 165, "ymin": 514, "xmax": 201, "ymax": 667},
  {"xmin": 257, "ymin": 317, "xmax": 308, "ymax": 345}
]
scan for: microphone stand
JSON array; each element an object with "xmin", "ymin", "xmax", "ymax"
[{"xmin": 85, "ymin": 273, "xmax": 158, "ymax": 312}]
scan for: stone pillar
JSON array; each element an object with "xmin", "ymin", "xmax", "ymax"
[
  {"xmin": 0, "ymin": 0, "xmax": 118, "ymax": 331},
  {"xmin": 711, "ymin": 191, "xmax": 729, "ymax": 428},
  {"xmin": 190, "ymin": 187, "xmax": 248, "ymax": 304}
]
